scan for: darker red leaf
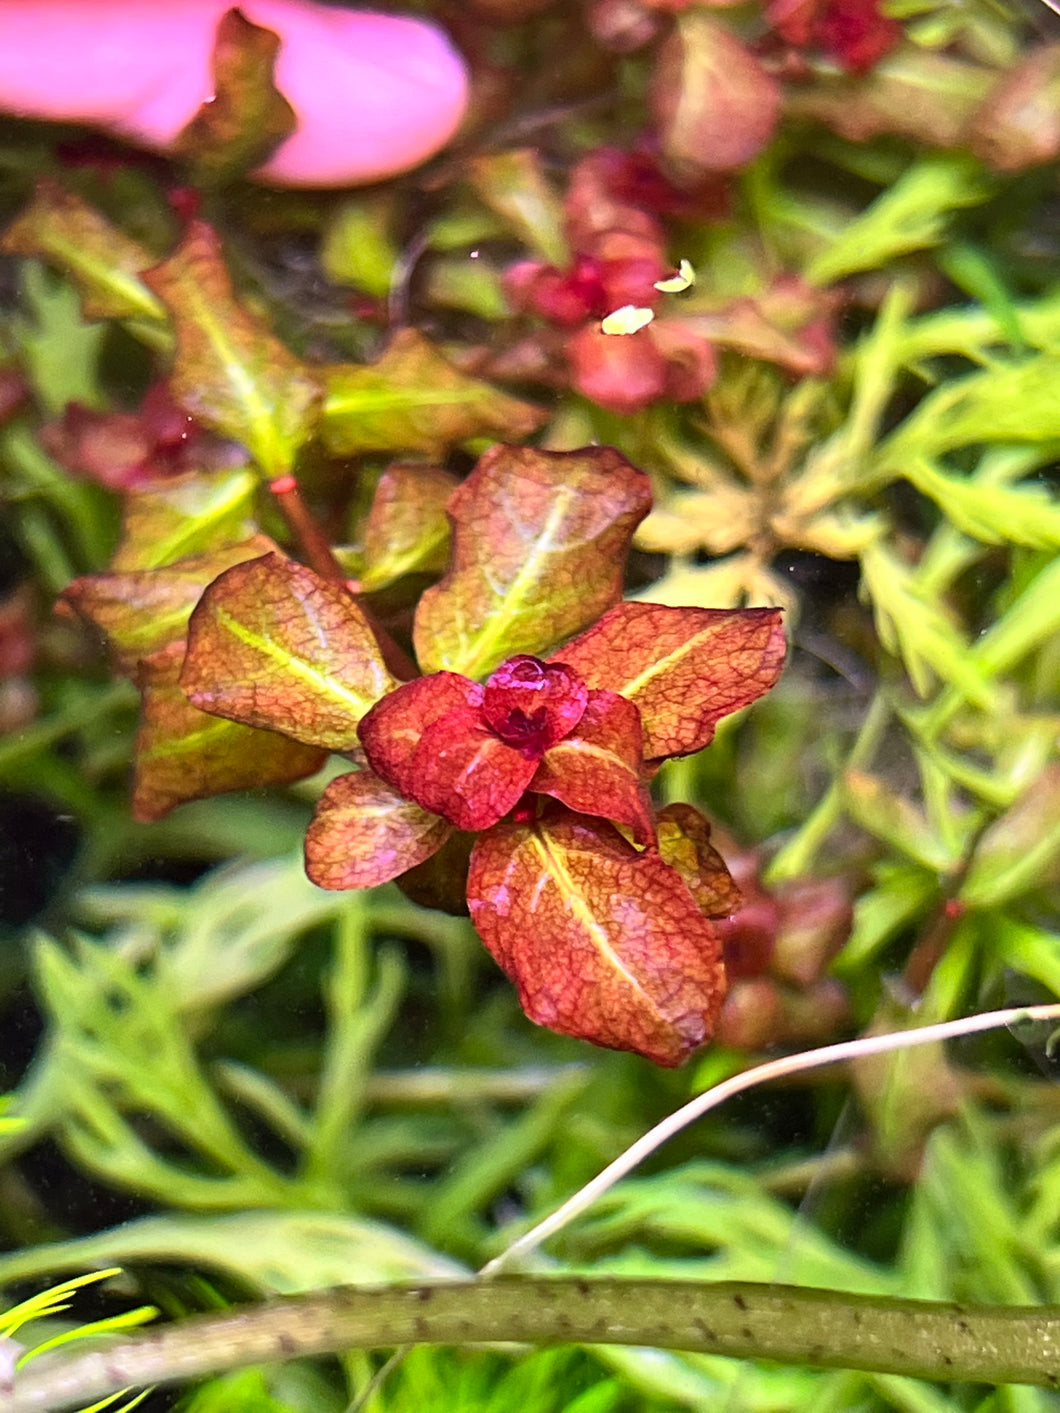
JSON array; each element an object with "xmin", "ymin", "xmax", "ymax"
[
  {"xmin": 566, "ymin": 322, "xmax": 669, "ymax": 414},
  {"xmin": 482, "ymin": 655, "xmax": 588, "ymax": 752},
  {"xmin": 530, "ymin": 688, "xmax": 655, "ymax": 844},
  {"xmin": 304, "ymin": 769, "xmax": 452, "ymax": 891},
  {"xmin": 468, "ymin": 807, "xmax": 727, "ymax": 1066},
  {"xmin": 359, "ymin": 672, "xmax": 484, "ymax": 799},
  {"xmin": 407, "ymin": 707, "xmax": 540, "ymax": 831}
]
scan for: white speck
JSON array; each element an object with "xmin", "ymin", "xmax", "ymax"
[
  {"xmin": 601, "ymin": 305, "xmax": 655, "ymax": 336},
  {"xmin": 654, "ymin": 259, "xmax": 696, "ymax": 293}
]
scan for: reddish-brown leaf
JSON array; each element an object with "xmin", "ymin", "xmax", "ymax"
[
  {"xmin": 414, "ymin": 445, "xmax": 652, "ymax": 679},
  {"xmin": 407, "ymin": 707, "xmax": 540, "ymax": 831},
  {"xmin": 359, "ymin": 672, "xmax": 484, "ymax": 799},
  {"xmin": 305, "ymin": 769, "xmax": 452, "ymax": 891},
  {"xmin": 181, "ymin": 553, "xmax": 397, "ymax": 750},
  {"xmin": 530, "ymin": 689, "xmax": 655, "ymax": 845},
  {"xmin": 467, "ymin": 808, "xmax": 727, "ymax": 1066},
  {"xmin": 172, "ymin": 8, "xmax": 296, "ymax": 187},
  {"xmin": 133, "ymin": 642, "xmax": 325, "ymax": 821},
  {"xmin": 144, "ymin": 221, "xmax": 321, "ymax": 477},
  {"xmin": 656, "ymin": 802, "xmax": 742, "ymax": 917},
  {"xmin": 321, "ymin": 328, "xmax": 546, "ymax": 459},
  {"xmin": 64, "ymin": 534, "xmax": 279, "ymax": 673},
  {"xmin": 109, "ymin": 467, "xmax": 259, "ymax": 572},
  {"xmin": 351, "ymin": 463, "xmax": 459, "ymax": 592},
  {"xmin": 554, "ymin": 602, "xmax": 785, "ymax": 759},
  {"xmin": 482, "ymin": 656, "xmax": 588, "ymax": 752},
  {"xmin": 651, "ymin": 13, "xmax": 781, "ymax": 177}
]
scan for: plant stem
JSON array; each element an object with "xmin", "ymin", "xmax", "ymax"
[
  {"xmin": 8, "ymin": 1277, "xmax": 1060, "ymax": 1411},
  {"xmin": 268, "ymin": 475, "xmax": 349, "ymax": 587},
  {"xmin": 267, "ymin": 473, "xmax": 417, "ymax": 681},
  {"xmin": 765, "ymin": 689, "xmax": 891, "ymax": 883}
]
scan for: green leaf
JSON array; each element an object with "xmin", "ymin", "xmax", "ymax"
[
  {"xmin": 919, "ymin": 554, "xmax": 1060, "ymax": 731},
  {"xmin": 171, "ymin": 8, "xmax": 296, "ymax": 187},
  {"xmin": 181, "ymin": 553, "xmax": 398, "ymax": 749},
  {"xmin": 807, "ymin": 155, "xmax": 989, "ymax": 286},
  {"xmin": 0, "ymin": 178, "xmax": 165, "ymax": 324},
  {"xmin": 900, "ymin": 457, "xmax": 1060, "ymax": 549},
  {"xmin": 144, "ymin": 221, "xmax": 321, "ymax": 477},
  {"xmin": 990, "ymin": 917, "xmax": 1060, "ymax": 997},
  {"xmin": 842, "ymin": 770, "xmax": 961, "ymax": 874},
  {"xmin": 0, "ymin": 1211, "xmax": 463, "ymax": 1297},
  {"xmin": 878, "ymin": 353, "xmax": 1060, "ymax": 466},
  {"xmin": 320, "ymin": 194, "xmax": 398, "ymax": 297},
  {"xmin": 836, "ymin": 861, "xmax": 939, "ymax": 972},
  {"xmin": 961, "ymin": 765, "xmax": 1060, "ymax": 908},
  {"xmin": 321, "ymin": 329, "xmax": 546, "ymax": 458},
  {"xmin": 859, "ymin": 539, "xmax": 995, "ymax": 704},
  {"xmin": 466, "ymin": 149, "xmax": 570, "ymax": 267},
  {"xmin": 413, "ymin": 445, "xmax": 652, "ymax": 679},
  {"xmin": 64, "ymin": 534, "xmax": 281, "ymax": 672},
  {"xmin": 108, "ymin": 467, "xmax": 259, "ymax": 572}
]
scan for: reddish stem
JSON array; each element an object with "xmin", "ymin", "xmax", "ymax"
[
  {"xmin": 269, "ymin": 475, "xmax": 347, "ymax": 585},
  {"xmin": 269, "ymin": 474, "xmax": 417, "ymax": 681}
]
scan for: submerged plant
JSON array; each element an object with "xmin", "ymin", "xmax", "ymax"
[
  {"xmin": 67, "ymin": 440, "xmax": 784, "ymax": 1066},
  {"xmin": 2, "ymin": 0, "xmax": 1060, "ymax": 1409}
]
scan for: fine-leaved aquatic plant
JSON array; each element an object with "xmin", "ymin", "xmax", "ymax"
[{"xmin": 0, "ymin": 1269, "xmax": 156, "ymax": 1413}]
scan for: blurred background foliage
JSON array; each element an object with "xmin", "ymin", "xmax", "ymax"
[{"xmin": 1, "ymin": 0, "xmax": 1060, "ymax": 1407}]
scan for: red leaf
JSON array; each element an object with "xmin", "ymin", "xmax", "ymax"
[
  {"xmin": 656, "ymin": 802, "xmax": 742, "ymax": 917},
  {"xmin": 554, "ymin": 602, "xmax": 785, "ymax": 759},
  {"xmin": 359, "ymin": 672, "xmax": 484, "ymax": 798},
  {"xmin": 482, "ymin": 655, "xmax": 588, "ymax": 752},
  {"xmin": 305, "ymin": 769, "xmax": 452, "ymax": 891},
  {"xmin": 133, "ymin": 642, "xmax": 325, "ymax": 821},
  {"xmin": 566, "ymin": 322, "xmax": 669, "ymax": 415},
  {"xmin": 651, "ymin": 13, "xmax": 781, "ymax": 177},
  {"xmin": 407, "ymin": 706, "xmax": 540, "ymax": 831},
  {"xmin": 467, "ymin": 808, "xmax": 727, "ymax": 1066},
  {"xmin": 413, "ymin": 444, "xmax": 652, "ymax": 679},
  {"xmin": 530, "ymin": 689, "xmax": 655, "ymax": 845},
  {"xmin": 181, "ymin": 553, "xmax": 397, "ymax": 750}
]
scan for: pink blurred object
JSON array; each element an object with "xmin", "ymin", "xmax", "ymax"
[{"xmin": 0, "ymin": 0, "xmax": 469, "ymax": 186}]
